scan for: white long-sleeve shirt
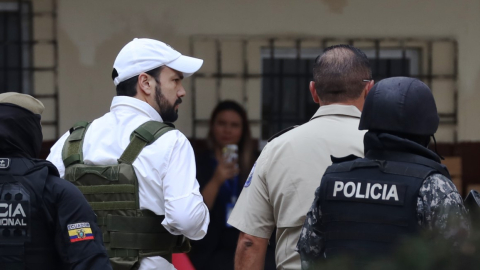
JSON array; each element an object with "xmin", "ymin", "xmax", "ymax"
[{"xmin": 47, "ymin": 96, "xmax": 210, "ymax": 270}]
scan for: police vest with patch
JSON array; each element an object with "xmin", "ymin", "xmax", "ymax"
[
  {"xmin": 318, "ymin": 150, "xmax": 451, "ymax": 259},
  {"xmin": 62, "ymin": 121, "xmax": 190, "ymax": 269},
  {"xmin": 0, "ymin": 158, "xmax": 61, "ymax": 270}
]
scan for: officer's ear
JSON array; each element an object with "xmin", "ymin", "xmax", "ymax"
[
  {"xmin": 309, "ymin": 81, "xmax": 320, "ymax": 104},
  {"xmin": 364, "ymin": 80, "xmax": 374, "ymax": 99},
  {"xmin": 137, "ymin": 73, "xmax": 154, "ymax": 96}
]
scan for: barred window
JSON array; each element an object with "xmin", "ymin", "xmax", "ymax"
[
  {"xmin": 0, "ymin": 2, "xmax": 32, "ymax": 94},
  {"xmin": 190, "ymin": 37, "xmax": 457, "ymax": 145},
  {"xmin": 261, "ymin": 47, "xmax": 420, "ymax": 139}
]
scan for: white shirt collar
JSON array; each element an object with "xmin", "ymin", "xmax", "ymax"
[{"xmin": 110, "ymin": 96, "xmax": 163, "ymax": 122}]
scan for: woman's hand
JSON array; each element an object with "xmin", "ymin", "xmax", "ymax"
[
  {"xmin": 212, "ymin": 157, "xmax": 239, "ymax": 186},
  {"xmin": 201, "ymin": 156, "xmax": 240, "ymax": 210}
]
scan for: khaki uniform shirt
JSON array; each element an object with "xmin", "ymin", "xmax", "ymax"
[{"xmin": 228, "ymin": 105, "xmax": 366, "ymax": 270}]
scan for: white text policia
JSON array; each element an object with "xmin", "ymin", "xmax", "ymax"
[
  {"xmin": 0, "ymin": 203, "xmax": 27, "ymax": 226},
  {"xmin": 332, "ymin": 181, "xmax": 400, "ymax": 201}
]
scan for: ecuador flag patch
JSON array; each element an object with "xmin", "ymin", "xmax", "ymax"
[{"xmin": 67, "ymin": 222, "xmax": 94, "ymax": 243}]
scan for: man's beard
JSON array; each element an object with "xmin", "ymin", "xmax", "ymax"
[{"xmin": 155, "ymin": 85, "xmax": 182, "ymax": 122}]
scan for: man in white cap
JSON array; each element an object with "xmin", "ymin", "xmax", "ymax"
[{"xmin": 47, "ymin": 38, "xmax": 210, "ymax": 270}]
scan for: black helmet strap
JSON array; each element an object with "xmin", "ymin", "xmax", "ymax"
[{"xmin": 431, "ymin": 135, "xmax": 444, "ymax": 160}]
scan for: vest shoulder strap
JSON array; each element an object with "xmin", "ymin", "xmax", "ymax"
[
  {"xmin": 25, "ymin": 159, "xmax": 60, "ymax": 177},
  {"xmin": 366, "ymin": 150, "xmax": 451, "ymax": 179},
  {"xmin": 118, "ymin": 121, "xmax": 176, "ymax": 164},
  {"xmin": 326, "ymin": 157, "xmax": 438, "ymax": 180},
  {"xmin": 61, "ymin": 121, "xmax": 91, "ymax": 168}
]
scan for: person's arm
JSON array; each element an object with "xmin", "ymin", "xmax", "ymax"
[
  {"xmin": 46, "ymin": 131, "xmax": 69, "ymax": 177},
  {"xmin": 46, "ymin": 176, "xmax": 111, "ymax": 270},
  {"xmin": 418, "ymin": 173, "xmax": 470, "ymax": 245},
  {"xmin": 228, "ymin": 145, "xmax": 276, "ymax": 269},
  {"xmin": 297, "ymin": 186, "xmax": 324, "ymax": 270},
  {"xmin": 161, "ymin": 132, "xmax": 210, "ymax": 240},
  {"xmin": 201, "ymin": 157, "xmax": 238, "ymax": 209},
  {"xmin": 235, "ymin": 232, "xmax": 269, "ymax": 270}
]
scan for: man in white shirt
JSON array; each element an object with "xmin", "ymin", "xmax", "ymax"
[{"xmin": 47, "ymin": 38, "xmax": 210, "ymax": 270}]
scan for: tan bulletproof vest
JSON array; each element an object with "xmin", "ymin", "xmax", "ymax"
[{"xmin": 61, "ymin": 121, "xmax": 190, "ymax": 270}]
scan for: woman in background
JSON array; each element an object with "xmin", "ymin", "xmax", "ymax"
[{"xmin": 189, "ymin": 100, "xmax": 276, "ymax": 270}]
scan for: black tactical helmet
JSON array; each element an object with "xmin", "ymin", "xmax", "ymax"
[{"xmin": 359, "ymin": 77, "xmax": 439, "ymax": 136}]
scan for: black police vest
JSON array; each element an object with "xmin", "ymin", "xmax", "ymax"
[
  {"xmin": 318, "ymin": 150, "xmax": 450, "ymax": 259},
  {"xmin": 0, "ymin": 158, "xmax": 60, "ymax": 270}
]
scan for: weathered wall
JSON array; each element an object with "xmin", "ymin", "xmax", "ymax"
[{"xmin": 52, "ymin": 0, "xmax": 480, "ymax": 141}]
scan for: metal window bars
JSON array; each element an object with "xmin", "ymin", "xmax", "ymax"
[
  {"xmin": 189, "ymin": 36, "xmax": 458, "ymax": 143},
  {"xmin": 0, "ymin": 0, "xmax": 59, "ymax": 139}
]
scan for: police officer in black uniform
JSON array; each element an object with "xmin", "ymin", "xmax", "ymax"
[
  {"xmin": 296, "ymin": 77, "xmax": 470, "ymax": 269},
  {"xmin": 0, "ymin": 92, "xmax": 111, "ymax": 270}
]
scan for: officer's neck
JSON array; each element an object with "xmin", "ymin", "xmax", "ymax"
[{"xmin": 319, "ymin": 98, "xmax": 364, "ymax": 112}]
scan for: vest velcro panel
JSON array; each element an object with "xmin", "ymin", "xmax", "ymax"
[{"xmin": 0, "ymin": 162, "xmax": 60, "ymax": 270}]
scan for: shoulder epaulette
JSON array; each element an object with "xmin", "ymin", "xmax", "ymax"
[
  {"xmin": 330, "ymin": 154, "xmax": 361, "ymax": 164},
  {"xmin": 267, "ymin": 125, "xmax": 298, "ymax": 142},
  {"xmin": 26, "ymin": 159, "xmax": 60, "ymax": 177}
]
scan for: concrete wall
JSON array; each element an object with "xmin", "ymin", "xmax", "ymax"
[{"xmin": 48, "ymin": 0, "xmax": 480, "ymax": 142}]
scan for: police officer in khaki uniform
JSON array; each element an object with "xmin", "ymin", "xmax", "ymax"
[{"xmin": 227, "ymin": 45, "xmax": 374, "ymax": 270}]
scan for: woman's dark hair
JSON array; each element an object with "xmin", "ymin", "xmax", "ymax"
[
  {"xmin": 207, "ymin": 100, "xmax": 255, "ymax": 181},
  {"xmin": 112, "ymin": 66, "xmax": 163, "ymax": 96}
]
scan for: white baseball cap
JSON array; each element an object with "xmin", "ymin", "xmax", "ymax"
[{"xmin": 113, "ymin": 38, "xmax": 203, "ymax": 86}]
